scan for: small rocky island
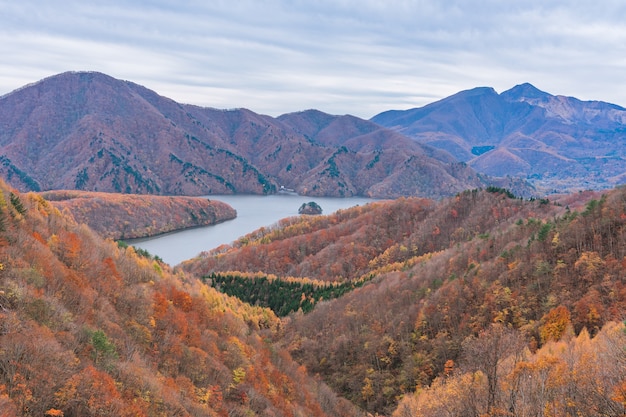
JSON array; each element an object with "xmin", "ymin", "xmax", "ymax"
[{"xmin": 298, "ymin": 201, "xmax": 323, "ymax": 215}]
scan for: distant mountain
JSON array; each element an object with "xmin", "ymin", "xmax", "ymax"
[
  {"xmin": 0, "ymin": 71, "xmax": 493, "ymax": 198},
  {"xmin": 372, "ymin": 83, "xmax": 626, "ymax": 193},
  {"xmin": 275, "ymin": 109, "xmax": 495, "ymax": 198}
]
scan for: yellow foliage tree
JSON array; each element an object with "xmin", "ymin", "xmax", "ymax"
[{"xmin": 539, "ymin": 305, "xmax": 572, "ymax": 343}]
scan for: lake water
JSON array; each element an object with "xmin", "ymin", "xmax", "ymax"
[{"xmin": 130, "ymin": 194, "xmax": 376, "ymax": 265}]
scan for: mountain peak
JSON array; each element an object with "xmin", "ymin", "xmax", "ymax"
[
  {"xmin": 0, "ymin": 71, "xmax": 488, "ymax": 198},
  {"xmin": 501, "ymin": 83, "xmax": 551, "ymax": 102},
  {"xmin": 447, "ymin": 86, "xmax": 498, "ymax": 100},
  {"xmin": 38, "ymin": 70, "xmax": 117, "ymax": 86}
]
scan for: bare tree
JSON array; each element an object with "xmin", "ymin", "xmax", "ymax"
[{"xmin": 461, "ymin": 323, "xmax": 526, "ymax": 414}]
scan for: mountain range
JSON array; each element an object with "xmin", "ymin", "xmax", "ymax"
[
  {"xmin": 1, "ymin": 71, "xmax": 625, "ymax": 417},
  {"xmin": 1, "ymin": 72, "xmax": 623, "ymax": 198},
  {"xmin": 372, "ymin": 83, "xmax": 626, "ymax": 193},
  {"xmin": 0, "ymin": 72, "xmax": 492, "ymax": 199}
]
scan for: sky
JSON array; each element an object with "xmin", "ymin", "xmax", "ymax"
[{"xmin": 1, "ymin": 0, "xmax": 625, "ymax": 118}]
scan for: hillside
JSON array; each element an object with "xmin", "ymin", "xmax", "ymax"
[
  {"xmin": 1, "ymin": 171, "xmax": 624, "ymax": 416},
  {"xmin": 0, "ymin": 71, "xmax": 492, "ymax": 198},
  {"xmin": 39, "ymin": 190, "xmax": 236, "ymax": 240},
  {"xmin": 2, "ymin": 71, "xmax": 625, "ymax": 416},
  {"xmin": 393, "ymin": 320, "xmax": 625, "ymax": 417},
  {"xmin": 0, "ymin": 180, "xmax": 362, "ymax": 416},
  {"xmin": 372, "ymin": 83, "xmax": 626, "ymax": 193},
  {"xmin": 181, "ymin": 186, "xmax": 626, "ymax": 415}
]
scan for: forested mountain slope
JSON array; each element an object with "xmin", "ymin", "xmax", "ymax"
[
  {"xmin": 0, "ymin": 71, "xmax": 492, "ymax": 198},
  {"xmin": 182, "ymin": 186, "xmax": 626, "ymax": 415},
  {"xmin": 40, "ymin": 190, "xmax": 236, "ymax": 239},
  {"xmin": 393, "ymin": 321, "xmax": 625, "ymax": 417},
  {"xmin": 0, "ymin": 180, "xmax": 362, "ymax": 417},
  {"xmin": 372, "ymin": 84, "xmax": 626, "ymax": 193}
]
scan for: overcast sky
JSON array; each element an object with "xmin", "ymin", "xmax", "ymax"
[{"xmin": 1, "ymin": 0, "xmax": 625, "ymax": 118}]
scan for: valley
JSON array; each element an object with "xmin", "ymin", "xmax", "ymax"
[
  {"xmin": 181, "ymin": 186, "xmax": 626, "ymax": 415},
  {"xmin": 0, "ymin": 72, "xmax": 624, "ymax": 416},
  {"xmin": 2, "ymin": 179, "xmax": 622, "ymax": 416},
  {"xmin": 130, "ymin": 194, "xmax": 375, "ymax": 265}
]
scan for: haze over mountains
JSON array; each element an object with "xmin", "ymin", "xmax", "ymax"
[{"xmin": 372, "ymin": 83, "xmax": 626, "ymax": 193}]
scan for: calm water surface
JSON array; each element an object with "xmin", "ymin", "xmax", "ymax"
[{"xmin": 130, "ymin": 194, "xmax": 376, "ymax": 265}]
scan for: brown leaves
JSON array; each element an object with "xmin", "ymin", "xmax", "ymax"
[
  {"xmin": 0, "ymin": 180, "xmax": 361, "ymax": 417},
  {"xmin": 55, "ymin": 366, "xmax": 125, "ymax": 416},
  {"xmin": 42, "ymin": 190, "xmax": 236, "ymax": 240}
]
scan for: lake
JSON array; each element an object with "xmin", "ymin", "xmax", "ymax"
[{"xmin": 129, "ymin": 194, "xmax": 377, "ymax": 265}]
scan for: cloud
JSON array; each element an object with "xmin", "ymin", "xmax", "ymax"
[{"xmin": 1, "ymin": 0, "xmax": 625, "ymax": 117}]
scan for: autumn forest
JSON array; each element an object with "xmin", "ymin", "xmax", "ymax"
[
  {"xmin": 180, "ymin": 185, "xmax": 626, "ymax": 416},
  {"xmin": 0, "ymin": 179, "xmax": 625, "ymax": 416}
]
